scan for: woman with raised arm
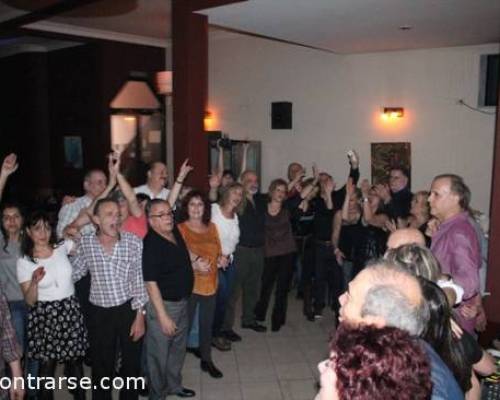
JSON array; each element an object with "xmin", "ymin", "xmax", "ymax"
[
  {"xmin": 254, "ymin": 177, "xmax": 316, "ymax": 332},
  {"xmin": 17, "ymin": 211, "xmax": 87, "ymax": 400}
]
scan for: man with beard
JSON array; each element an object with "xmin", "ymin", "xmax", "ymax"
[{"xmin": 221, "ymin": 170, "xmax": 267, "ymax": 341}]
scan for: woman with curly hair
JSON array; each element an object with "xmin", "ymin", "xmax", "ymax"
[
  {"xmin": 178, "ymin": 190, "xmax": 224, "ymax": 379},
  {"xmin": 315, "ymin": 323, "xmax": 432, "ymax": 400}
]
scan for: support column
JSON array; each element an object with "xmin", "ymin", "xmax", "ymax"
[{"xmin": 171, "ymin": 0, "xmax": 246, "ymax": 189}]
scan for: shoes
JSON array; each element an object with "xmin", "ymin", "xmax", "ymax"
[
  {"xmin": 186, "ymin": 347, "xmax": 201, "ymax": 358},
  {"xmin": 201, "ymin": 361, "xmax": 223, "ymax": 379},
  {"xmin": 271, "ymin": 324, "xmax": 281, "ymax": 332},
  {"xmin": 241, "ymin": 322, "xmax": 267, "ymax": 332},
  {"xmin": 222, "ymin": 329, "xmax": 242, "ymax": 342},
  {"xmin": 212, "ymin": 336, "xmax": 231, "ymax": 351},
  {"xmin": 313, "ymin": 311, "xmax": 323, "ymax": 320},
  {"xmin": 174, "ymin": 387, "xmax": 196, "ymax": 398}
]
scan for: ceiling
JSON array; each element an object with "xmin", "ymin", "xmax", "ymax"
[
  {"xmin": 0, "ymin": 0, "xmax": 499, "ymax": 53},
  {"xmin": 200, "ymin": 0, "xmax": 500, "ymax": 53}
]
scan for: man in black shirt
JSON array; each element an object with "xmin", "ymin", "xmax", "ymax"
[
  {"xmin": 143, "ymin": 199, "xmax": 195, "ymax": 399},
  {"xmin": 221, "ymin": 170, "xmax": 268, "ymax": 341},
  {"xmin": 375, "ymin": 167, "xmax": 412, "ymax": 220}
]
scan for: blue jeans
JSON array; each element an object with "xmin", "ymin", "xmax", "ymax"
[
  {"xmin": 186, "ymin": 305, "xmax": 199, "ymax": 348},
  {"xmin": 213, "ymin": 261, "xmax": 236, "ymax": 336},
  {"xmin": 8, "ymin": 301, "xmax": 39, "ymax": 395}
]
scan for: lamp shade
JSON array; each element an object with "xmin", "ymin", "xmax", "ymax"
[{"xmin": 110, "ymin": 80, "xmax": 160, "ymax": 110}]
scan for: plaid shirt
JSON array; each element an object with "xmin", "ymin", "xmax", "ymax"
[
  {"xmin": 0, "ymin": 290, "xmax": 21, "ymax": 380},
  {"xmin": 56, "ymin": 195, "xmax": 95, "ymax": 239},
  {"xmin": 72, "ymin": 232, "xmax": 148, "ymax": 310}
]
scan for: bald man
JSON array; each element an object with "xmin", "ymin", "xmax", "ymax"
[
  {"xmin": 338, "ymin": 260, "xmax": 463, "ymax": 400},
  {"xmin": 387, "ymin": 228, "xmax": 426, "ymax": 249}
]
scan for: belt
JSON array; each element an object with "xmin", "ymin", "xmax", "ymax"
[{"xmin": 315, "ymin": 239, "xmax": 332, "ymax": 246}]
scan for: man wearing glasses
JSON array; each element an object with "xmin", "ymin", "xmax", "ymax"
[{"xmin": 142, "ymin": 200, "xmax": 195, "ymax": 399}]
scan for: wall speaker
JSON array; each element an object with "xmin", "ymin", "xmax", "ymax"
[{"xmin": 271, "ymin": 102, "xmax": 292, "ymax": 129}]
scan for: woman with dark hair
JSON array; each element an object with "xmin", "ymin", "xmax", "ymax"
[
  {"xmin": 0, "ymin": 203, "xmax": 26, "ymax": 347},
  {"xmin": 331, "ymin": 179, "xmax": 389, "ymax": 318},
  {"xmin": 315, "ymin": 323, "xmax": 432, "ymax": 400},
  {"xmin": 419, "ymin": 278, "xmax": 494, "ymax": 399},
  {"xmin": 17, "ymin": 211, "xmax": 87, "ymax": 400},
  {"xmin": 178, "ymin": 190, "xmax": 225, "ymax": 379}
]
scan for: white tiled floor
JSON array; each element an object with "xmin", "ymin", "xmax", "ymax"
[
  {"xmin": 54, "ymin": 293, "xmax": 336, "ymax": 400},
  {"xmin": 177, "ymin": 294, "xmax": 336, "ymax": 400}
]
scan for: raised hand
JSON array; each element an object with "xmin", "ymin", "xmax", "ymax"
[
  {"xmin": 374, "ymin": 183, "xmax": 391, "ymax": 202},
  {"xmin": 108, "ymin": 152, "xmax": 121, "ymax": 180},
  {"xmin": 324, "ymin": 177, "xmax": 336, "ymax": 194},
  {"xmin": 1, "ymin": 153, "xmax": 18, "ymax": 178},
  {"xmin": 347, "ymin": 150, "xmax": 359, "ymax": 169},
  {"xmin": 360, "ymin": 179, "xmax": 370, "ymax": 197},
  {"xmin": 177, "ymin": 158, "xmax": 194, "ymax": 182},
  {"xmin": 345, "ymin": 177, "xmax": 355, "ymax": 197},
  {"xmin": 385, "ymin": 219, "xmax": 397, "ymax": 233},
  {"xmin": 426, "ymin": 218, "xmax": 440, "ymax": 237},
  {"xmin": 209, "ymin": 173, "xmax": 222, "ymax": 189}
]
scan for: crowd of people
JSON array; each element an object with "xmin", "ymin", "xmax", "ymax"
[{"xmin": 0, "ymin": 142, "xmax": 497, "ymax": 400}]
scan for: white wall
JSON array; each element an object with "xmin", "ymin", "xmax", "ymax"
[{"xmin": 208, "ymin": 32, "xmax": 499, "ymax": 214}]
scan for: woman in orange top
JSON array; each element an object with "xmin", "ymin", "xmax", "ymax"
[{"xmin": 178, "ymin": 190, "xmax": 226, "ymax": 379}]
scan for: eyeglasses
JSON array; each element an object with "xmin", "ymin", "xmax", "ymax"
[{"xmin": 149, "ymin": 212, "xmax": 173, "ymax": 220}]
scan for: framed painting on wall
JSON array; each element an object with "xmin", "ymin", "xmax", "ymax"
[
  {"xmin": 64, "ymin": 136, "xmax": 83, "ymax": 169},
  {"xmin": 371, "ymin": 142, "xmax": 411, "ymax": 186}
]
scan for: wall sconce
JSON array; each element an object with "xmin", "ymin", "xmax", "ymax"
[
  {"xmin": 381, "ymin": 107, "xmax": 404, "ymax": 120},
  {"xmin": 204, "ymin": 111, "xmax": 214, "ymax": 131},
  {"xmin": 155, "ymin": 71, "xmax": 172, "ymax": 95}
]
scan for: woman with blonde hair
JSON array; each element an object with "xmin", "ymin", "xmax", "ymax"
[{"xmin": 211, "ymin": 182, "xmax": 243, "ymax": 351}]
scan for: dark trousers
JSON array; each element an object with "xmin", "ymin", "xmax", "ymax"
[
  {"xmin": 89, "ymin": 301, "xmax": 142, "ymax": 400},
  {"xmin": 75, "ymin": 274, "xmax": 94, "ymax": 362},
  {"xmin": 223, "ymin": 246, "xmax": 264, "ymax": 329},
  {"xmin": 188, "ymin": 294, "xmax": 216, "ymax": 362},
  {"xmin": 312, "ymin": 242, "xmax": 343, "ymax": 315},
  {"xmin": 213, "ymin": 262, "xmax": 236, "ymax": 337},
  {"xmin": 254, "ymin": 253, "xmax": 294, "ymax": 329},
  {"xmin": 300, "ymin": 237, "xmax": 316, "ymax": 316}
]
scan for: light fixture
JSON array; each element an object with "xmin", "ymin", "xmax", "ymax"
[
  {"xmin": 155, "ymin": 71, "xmax": 173, "ymax": 95},
  {"xmin": 110, "ymin": 79, "xmax": 160, "ymax": 111},
  {"xmin": 381, "ymin": 107, "xmax": 404, "ymax": 120},
  {"xmin": 204, "ymin": 111, "xmax": 214, "ymax": 131}
]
